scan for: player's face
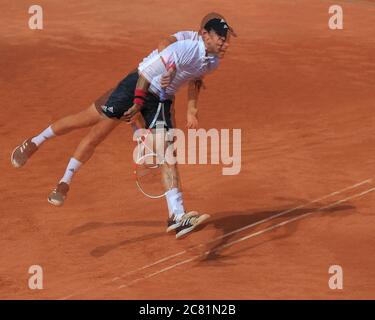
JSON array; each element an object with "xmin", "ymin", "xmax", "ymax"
[
  {"xmin": 203, "ymin": 30, "xmax": 228, "ymax": 58},
  {"xmin": 217, "ymin": 33, "xmax": 231, "ymax": 59}
]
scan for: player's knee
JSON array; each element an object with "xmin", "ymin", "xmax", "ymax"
[
  {"xmin": 80, "ymin": 132, "xmax": 102, "ymax": 151},
  {"xmin": 88, "ymin": 133, "xmax": 107, "ymax": 148},
  {"xmin": 90, "ymin": 123, "xmax": 116, "ymax": 145}
]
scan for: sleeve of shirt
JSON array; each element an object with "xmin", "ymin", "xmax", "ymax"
[{"xmin": 172, "ymin": 31, "xmax": 198, "ymax": 41}]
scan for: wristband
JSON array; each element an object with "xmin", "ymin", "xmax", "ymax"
[
  {"xmin": 133, "ymin": 97, "xmax": 145, "ymax": 107},
  {"xmin": 133, "ymin": 89, "xmax": 147, "ymax": 107}
]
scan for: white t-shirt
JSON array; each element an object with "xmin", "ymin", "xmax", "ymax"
[{"xmin": 138, "ymin": 33, "xmax": 219, "ymax": 98}]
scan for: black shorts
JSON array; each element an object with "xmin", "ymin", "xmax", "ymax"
[{"xmin": 94, "ymin": 71, "xmax": 174, "ymax": 129}]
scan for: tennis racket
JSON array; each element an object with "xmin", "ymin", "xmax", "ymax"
[{"xmin": 132, "ymin": 90, "xmax": 174, "ymax": 199}]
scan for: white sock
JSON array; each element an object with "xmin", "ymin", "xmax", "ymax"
[
  {"xmin": 31, "ymin": 126, "xmax": 56, "ymax": 147},
  {"xmin": 166, "ymin": 188, "xmax": 185, "ymax": 220},
  {"xmin": 60, "ymin": 158, "xmax": 82, "ymax": 185}
]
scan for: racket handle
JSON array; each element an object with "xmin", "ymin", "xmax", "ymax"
[{"xmin": 159, "ymin": 88, "xmax": 166, "ymax": 102}]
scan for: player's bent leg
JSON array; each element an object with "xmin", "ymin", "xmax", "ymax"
[
  {"xmin": 48, "ymin": 117, "xmax": 120, "ymax": 206},
  {"xmin": 47, "ymin": 72, "xmax": 139, "ymax": 206},
  {"xmin": 11, "ymin": 103, "xmax": 105, "ymax": 168}
]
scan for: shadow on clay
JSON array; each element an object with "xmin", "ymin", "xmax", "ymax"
[
  {"xmin": 69, "ymin": 220, "xmax": 166, "ymax": 258},
  {"xmin": 90, "ymin": 231, "xmax": 166, "ymax": 258},
  {"xmin": 195, "ymin": 203, "xmax": 356, "ymax": 265},
  {"xmin": 68, "ymin": 220, "xmax": 164, "ymax": 236}
]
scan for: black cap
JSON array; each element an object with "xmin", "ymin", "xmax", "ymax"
[
  {"xmin": 201, "ymin": 12, "xmax": 237, "ymax": 37},
  {"xmin": 204, "ymin": 18, "xmax": 232, "ymax": 39}
]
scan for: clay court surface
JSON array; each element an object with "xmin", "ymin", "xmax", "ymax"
[{"xmin": 1, "ymin": 0, "xmax": 374, "ymax": 299}]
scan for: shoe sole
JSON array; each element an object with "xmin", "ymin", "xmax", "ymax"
[
  {"xmin": 175, "ymin": 214, "xmax": 210, "ymax": 239},
  {"xmin": 10, "ymin": 139, "xmax": 28, "ymax": 168},
  {"xmin": 47, "ymin": 196, "xmax": 64, "ymax": 207},
  {"xmin": 166, "ymin": 222, "xmax": 181, "ymax": 233}
]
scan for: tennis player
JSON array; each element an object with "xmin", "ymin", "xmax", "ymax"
[{"xmin": 11, "ymin": 13, "xmax": 236, "ymax": 238}]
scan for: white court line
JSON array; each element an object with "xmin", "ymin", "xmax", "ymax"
[
  {"xmin": 118, "ymin": 257, "xmax": 197, "ymax": 289},
  {"xmin": 111, "ymin": 250, "xmax": 188, "ymax": 281},
  {"xmin": 60, "ymin": 179, "xmax": 371, "ymax": 299},
  {"xmin": 117, "ymin": 186, "xmax": 375, "ymax": 289}
]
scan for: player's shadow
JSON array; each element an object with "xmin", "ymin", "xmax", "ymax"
[
  {"xmin": 68, "ymin": 220, "xmax": 166, "ymax": 257},
  {"xmin": 89, "ymin": 231, "xmax": 166, "ymax": 258},
  {"xmin": 196, "ymin": 202, "xmax": 356, "ymax": 265},
  {"xmin": 68, "ymin": 220, "xmax": 164, "ymax": 236}
]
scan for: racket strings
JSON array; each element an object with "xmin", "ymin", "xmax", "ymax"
[{"xmin": 134, "ymin": 132, "xmax": 174, "ymax": 199}]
